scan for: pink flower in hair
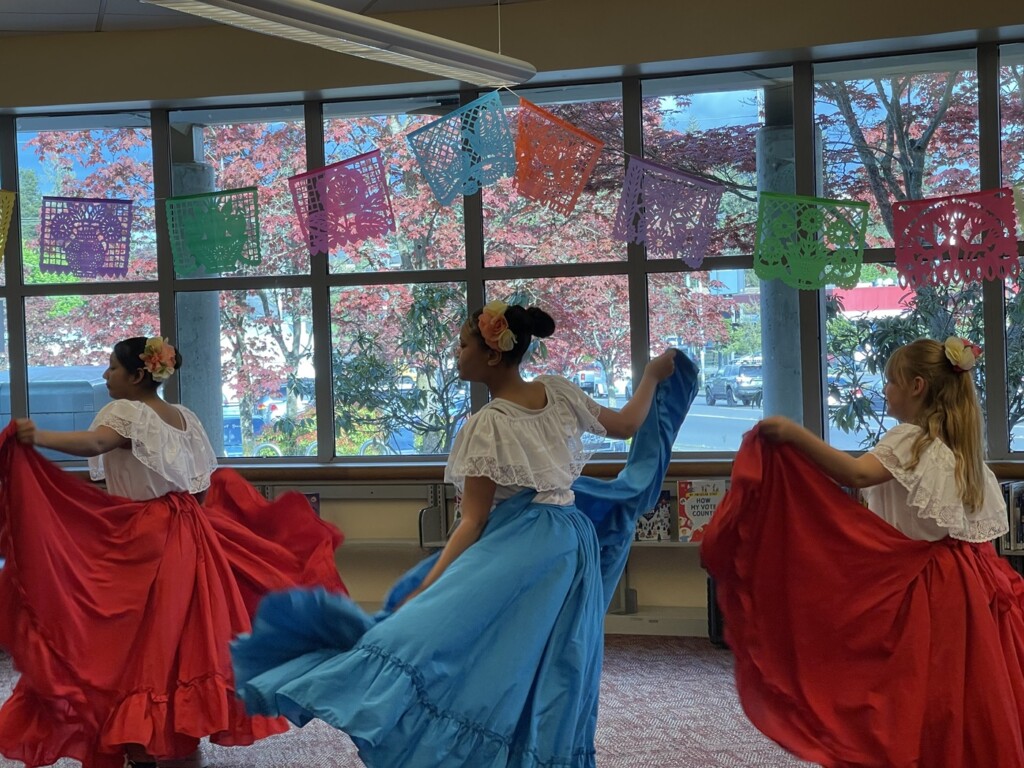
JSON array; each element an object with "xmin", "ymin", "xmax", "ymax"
[
  {"xmin": 478, "ymin": 300, "xmax": 517, "ymax": 352},
  {"xmin": 140, "ymin": 337, "xmax": 177, "ymax": 382}
]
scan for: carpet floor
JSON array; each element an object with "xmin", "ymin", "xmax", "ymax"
[{"xmin": 0, "ymin": 635, "xmax": 814, "ymax": 767}]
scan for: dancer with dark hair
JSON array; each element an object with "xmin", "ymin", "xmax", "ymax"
[
  {"xmin": 0, "ymin": 336, "xmax": 346, "ymax": 768},
  {"xmin": 232, "ymin": 301, "xmax": 700, "ymax": 768}
]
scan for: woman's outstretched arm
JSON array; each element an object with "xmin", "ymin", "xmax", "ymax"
[
  {"xmin": 15, "ymin": 419, "xmax": 129, "ymax": 458},
  {"xmin": 597, "ymin": 350, "xmax": 677, "ymax": 439}
]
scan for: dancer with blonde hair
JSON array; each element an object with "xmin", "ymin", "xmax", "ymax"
[{"xmin": 704, "ymin": 337, "xmax": 1024, "ymax": 767}]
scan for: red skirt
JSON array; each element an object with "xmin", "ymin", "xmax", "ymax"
[
  {"xmin": 0, "ymin": 424, "xmax": 347, "ymax": 768},
  {"xmin": 701, "ymin": 429, "xmax": 1024, "ymax": 768}
]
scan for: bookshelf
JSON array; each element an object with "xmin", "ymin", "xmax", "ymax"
[
  {"xmin": 998, "ymin": 482, "xmax": 1024, "ymax": 574},
  {"xmin": 262, "ymin": 478, "xmax": 720, "ymax": 638}
]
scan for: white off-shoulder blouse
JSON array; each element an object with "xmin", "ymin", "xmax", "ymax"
[
  {"xmin": 863, "ymin": 423, "xmax": 1007, "ymax": 543},
  {"xmin": 444, "ymin": 376, "xmax": 606, "ymax": 506},
  {"xmin": 88, "ymin": 399, "xmax": 219, "ymax": 501}
]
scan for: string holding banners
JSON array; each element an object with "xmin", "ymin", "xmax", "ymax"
[
  {"xmin": 612, "ymin": 157, "xmax": 724, "ymax": 267},
  {"xmin": 38, "ymin": 196, "xmax": 134, "ymax": 278},
  {"xmin": 513, "ymin": 98, "xmax": 604, "ymax": 216},
  {"xmin": 0, "ymin": 190, "xmax": 16, "ymax": 261},
  {"xmin": 754, "ymin": 192, "xmax": 869, "ymax": 290},
  {"xmin": 892, "ymin": 188, "xmax": 1019, "ymax": 288},
  {"xmin": 289, "ymin": 149, "xmax": 396, "ymax": 258},
  {"xmin": 407, "ymin": 91, "xmax": 516, "ymax": 206},
  {"xmin": 165, "ymin": 187, "xmax": 261, "ymax": 277}
]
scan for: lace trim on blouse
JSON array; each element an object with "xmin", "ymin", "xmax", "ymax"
[
  {"xmin": 88, "ymin": 400, "xmax": 218, "ymax": 495},
  {"xmin": 457, "ymin": 455, "xmax": 591, "ymax": 492},
  {"xmin": 872, "ymin": 423, "xmax": 1008, "ymax": 543},
  {"xmin": 444, "ymin": 376, "xmax": 604, "ymax": 493}
]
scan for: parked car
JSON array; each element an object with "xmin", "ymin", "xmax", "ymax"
[
  {"xmin": 705, "ymin": 360, "xmax": 763, "ymax": 406},
  {"xmin": 827, "ymin": 372, "xmax": 885, "ymax": 412}
]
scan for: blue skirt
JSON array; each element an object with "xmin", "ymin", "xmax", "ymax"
[{"xmin": 232, "ymin": 353, "xmax": 698, "ymax": 767}]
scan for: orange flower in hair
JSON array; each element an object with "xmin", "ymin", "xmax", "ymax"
[
  {"xmin": 478, "ymin": 300, "xmax": 517, "ymax": 352},
  {"xmin": 140, "ymin": 337, "xmax": 177, "ymax": 382}
]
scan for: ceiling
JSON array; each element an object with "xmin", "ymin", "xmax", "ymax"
[{"xmin": 0, "ymin": 0, "xmax": 523, "ymax": 36}]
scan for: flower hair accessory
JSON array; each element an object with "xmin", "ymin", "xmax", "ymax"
[
  {"xmin": 140, "ymin": 337, "xmax": 177, "ymax": 382},
  {"xmin": 943, "ymin": 336, "xmax": 983, "ymax": 373},
  {"xmin": 477, "ymin": 300, "xmax": 518, "ymax": 352}
]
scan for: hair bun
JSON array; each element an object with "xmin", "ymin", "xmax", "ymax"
[{"xmin": 526, "ymin": 306, "xmax": 556, "ymax": 339}]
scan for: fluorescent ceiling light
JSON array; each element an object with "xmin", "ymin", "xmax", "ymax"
[{"xmin": 141, "ymin": 0, "xmax": 536, "ymax": 87}]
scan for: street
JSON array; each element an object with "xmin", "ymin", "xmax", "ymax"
[{"xmin": 595, "ymin": 396, "xmax": 909, "ymax": 453}]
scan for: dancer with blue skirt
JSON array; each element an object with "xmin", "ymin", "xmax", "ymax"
[{"xmin": 232, "ymin": 301, "xmax": 698, "ymax": 767}]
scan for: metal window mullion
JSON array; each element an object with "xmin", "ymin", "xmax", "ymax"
[
  {"xmin": 462, "ymin": 90, "xmax": 488, "ymax": 412},
  {"xmin": 304, "ymin": 100, "xmax": 335, "ymax": 463},
  {"xmin": 622, "ymin": 77, "xmax": 650, "ymax": 379},
  {"xmin": 793, "ymin": 60, "xmax": 827, "ymax": 437},
  {"xmin": 977, "ymin": 43, "xmax": 1011, "ymax": 459},
  {"xmin": 150, "ymin": 108, "xmax": 181, "ymax": 403},
  {"xmin": 0, "ymin": 115, "xmax": 28, "ymax": 418}
]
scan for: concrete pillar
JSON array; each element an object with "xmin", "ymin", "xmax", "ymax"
[
  {"xmin": 172, "ymin": 162, "xmax": 224, "ymax": 453},
  {"xmin": 756, "ymin": 95, "xmax": 822, "ymax": 422}
]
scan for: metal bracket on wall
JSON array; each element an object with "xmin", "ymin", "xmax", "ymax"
[
  {"xmin": 419, "ymin": 483, "xmax": 450, "ymax": 548},
  {"xmin": 607, "ymin": 570, "xmax": 639, "ymax": 615}
]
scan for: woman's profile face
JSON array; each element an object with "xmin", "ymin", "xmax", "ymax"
[
  {"xmin": 103, "ymin": 352, "xmax": 140, "ymax": 399},
  {"xmin": 456, "ymin": 322, "xmax": 489, "ymax": 383}
]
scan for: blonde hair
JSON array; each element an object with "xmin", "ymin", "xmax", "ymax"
[{"xmin": 884, "ymin": 339, "xmax": 986, "ymax": 512}]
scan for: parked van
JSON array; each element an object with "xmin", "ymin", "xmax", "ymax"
[{"xmin": 574, "ymin": 369, "xmax": 607, "ymax": 396}]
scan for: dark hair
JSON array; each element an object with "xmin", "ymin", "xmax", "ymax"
[
  {"xmin": 113, "ymin": 336, "xmax": 183, "ymax": 388},
  {"xmin": 469, "ymin": 303, "xmax": 556, "ymax": 366}
]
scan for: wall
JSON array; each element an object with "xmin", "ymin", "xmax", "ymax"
[{"xmin": 0, "ymin": 0, "xmax": 1023, "ymax": 111}]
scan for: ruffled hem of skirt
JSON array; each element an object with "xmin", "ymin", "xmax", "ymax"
[{"xmin": 248, "ymin": 641, "xmax": 595, "ymax": 768}]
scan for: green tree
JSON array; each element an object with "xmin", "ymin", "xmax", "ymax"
[
  {"xmin": 332, "ymin": 283, "xmax": 469, "ymax": 454},
  {"xmin": 18, "ymin": 169, "xmax": 41, "ymax": 245}
]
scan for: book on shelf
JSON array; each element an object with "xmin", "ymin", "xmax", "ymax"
[
  {"xmin": 1006, "ymin": 481, "xmax": 1024, "ymax": 554},
  {"xmin": 999, "ymin": 482, "xmax": 1012, "ymax": 554},
  {"xmin": 677, "ymin": 478, "xmax": 730, "ymax": 543},
  {"xmin": 635, "ymin": 489, "xmax": 673, "ymax": 542},
  {"xmin": 839, "ymin": 484, "xmax": 866, "ymax": 506}
]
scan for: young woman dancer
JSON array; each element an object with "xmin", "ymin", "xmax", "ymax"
[
  {"xmin": 703, "ymin": 337, "xmax": 1024, "ymax": 768},
  {"xmin": 232, "ymin": 300, "xmax": 700, "ymax": 767},
  {"xmin": 0, "ymin": 336, "xmax": 346, "ymax": 768}
]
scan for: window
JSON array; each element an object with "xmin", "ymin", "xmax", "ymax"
[
  {"xmin": 17, "ymin": 113, "xmax": 157, "ymax": 285},
  {"xmin": 331, "ymin": 282, "xmax": 467, "ymax": 457},
  {"xmin": 323, "ymin": 96, "xmax": 465, "ymax": 272},
  {"xmin": 486, "ymin": 276, "xmax": 631, "ymax": 447},
  {"xmin": 483, "ymin": 84, "xmax": 626, "ymax": 267},
  {"xmin": 166, "ymin": 106, "xmax": 316, "ymax": 458},
  {"xmin": 642, "ymin": 70, "xmax": 790, "ymax": 451},
  {"xmin": 23, "ymin": 293, "xmax": 160, "ymax": 458},
  {"xmin": 815, "ymin": 52, "xmax": 980, "ymax": 247},
  {"xmin": 999, "ymin": 43, "xmax": 1024, "ymax": 453},
  {"xmin": 0, "ymin": 44, "xmax": 1017, "ymax": 465},
  {"xmin": 643, "ymin": 71, "xmax": 786, "ymax": 258},
  {"xmin": 816, "ymin": 51, "xmax": 984, "ymax": 449},
  {"xmin": 176, "ymin": 288, "xmax": 316, "ymax": 458}
]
